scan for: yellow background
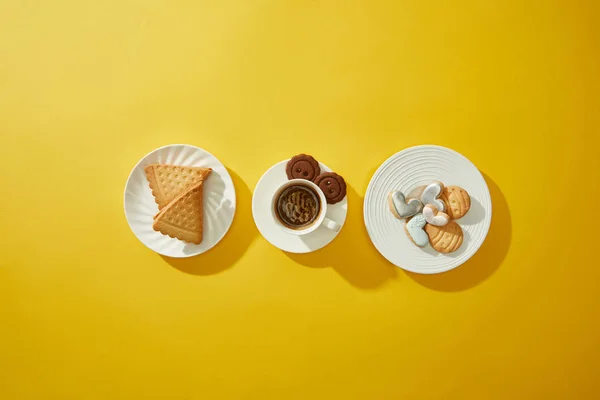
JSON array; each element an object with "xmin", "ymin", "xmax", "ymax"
[{"xmin": 1, "ymin": 0, "xmax": 598, "ymax": 398}]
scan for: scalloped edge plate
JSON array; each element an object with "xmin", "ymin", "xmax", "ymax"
[{"xmin": 124, "ymin": 144, "xmax": 236, "ymax": 258}]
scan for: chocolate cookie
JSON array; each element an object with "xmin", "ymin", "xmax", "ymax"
[
  {"xmin": 286, "ymin": 154, "xmax": 321, "ymax": 181},
  {"xmin": 314, "ymin": 172, "xmax": 347, "ymax": 204}
]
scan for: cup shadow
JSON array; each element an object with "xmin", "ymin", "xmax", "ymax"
[
  {"xmin": 406, "ymin": 173, "xmax": 511, "ymax": 291},
  {"xmin": 160, "ymin": 169, "xmax": 258, "ymax": 275},
  {"xmin": 286, "ymin": 185, "xmax": 398, "ymax": 290}
]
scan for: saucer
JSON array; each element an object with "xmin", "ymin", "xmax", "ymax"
[
  {"xmin": 124, "ymin": 144, "xmax": 236, "ymax": 258},
  {"xmin": 252, "ymin": 160, "xmax": 348, "ymax": 253},
  {"xmin": 364, "ymin": 145, "xmax": 492, "ymax": 274}
]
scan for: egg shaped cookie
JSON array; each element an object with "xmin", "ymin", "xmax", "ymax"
[
  {"xmin": 440, "ymin": 185, "xmax": 471, "ymax": 219},
  {"xmin": 425, "ymin": 220, "xmax": 464, "ymax": 253}
]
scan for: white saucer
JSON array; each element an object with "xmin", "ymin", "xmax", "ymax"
[
  {"xmin": 124, "ymin": 144, "xmax": 236, "ymax": 258},
  {"xmin": 252, "ymin": 160, "xmax": 348, "ymax": 253},
  {"xmin": 364, "ymin": 145, "xmax": 492, "ymax": 274}
]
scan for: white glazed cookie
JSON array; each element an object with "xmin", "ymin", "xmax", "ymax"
[
  {"xmin": 404, "ymin": 213, "xmax": 428, "ymax": 247},
  {"xmin": 388, "ymin": 191, "xmax": 423, "ymax": 219},
  {"xmin": 420, "ymin": 182, "xmax": 445, "ymax": 212},
  {"xmin": 422, "ymin": 204, "xmax": 450, "ymax": 227}
]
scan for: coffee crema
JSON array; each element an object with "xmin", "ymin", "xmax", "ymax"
[{"xmin": 275, "ymin": 185, "xmax": 321, "ymax": 229}]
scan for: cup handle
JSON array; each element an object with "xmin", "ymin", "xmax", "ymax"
[{"xmin": 322, "ymin": 217, "xmax": 341, "ymax": 232}]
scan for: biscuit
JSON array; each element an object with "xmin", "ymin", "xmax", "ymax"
[
  {"xmin": 440, "ymin": 185, "xmax": 471, "ymax": 219},
  {"xmin": 406, "ymin": 185, "xmax": 425, "ymax": 202},
  {"xmin": 420, "ymin": 182, "xmax": 445, "ymax": 212},
  {"xmin": 425, "ymin": 220, "xmax": 464, "ymax": 253},
  {"xmin": 404, "ymin": 213, "xmax": 428, "ymax": 247},
  {"xmin": 388, "ymin": 191, "xmax": 422, "ymax": 219},
  {"xmin": 286, "ymin": 154, "xmax": 321, "ymax": 181},
  {"xmin": 422, "ymin": 204, "xmax": 450, "ymax": 226},
  {"xmin": 153, "ymin": 182, "xmax": 205, "ymax": 244},
  {"xmin": 314, "ymin": 172, "xmax": 347, "ymax": 204},
  {"xmin": 145, "ymin": 164, "xmax": 212, "ymax": 210}
]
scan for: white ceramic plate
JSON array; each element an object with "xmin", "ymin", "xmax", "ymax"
[
  {"xmin": 252, "ymin": 160, "xmax": 348, "ymax": 253},
  {"xmin": 364, "ymin": 145, "xmax": 492, "ymax": 274},
  {"xmin": 124, "ymin": 144, "xmax": 236, "ymax": 258}
]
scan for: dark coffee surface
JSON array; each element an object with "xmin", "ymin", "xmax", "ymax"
[{"xmin": 276, "ymin": 185, "xmax": 320, "ymax": 228}]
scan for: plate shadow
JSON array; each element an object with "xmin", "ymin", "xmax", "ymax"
[
  {"xmin": 160, "ymin": 169, "xmax": 258, "ymax": 275},
  {"xmin": 406, "ymin": 173, "xmax": 511, "ymax": 291},
  {"xmin": 286, "ymin": 185, "xmax": 398, "ymax": 290}
]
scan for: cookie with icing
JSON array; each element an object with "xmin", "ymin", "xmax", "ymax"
[
  {"xmin": 425, "ymin": 220, "xmax": 463, "ymax": 253},
  {"xmin": 420, "ymin": 182, "xmax": 445, "ymax": 212},
  {"xmin": 314, "ymin": 172, "xmax": 346, "ymax": 204},
  {"xmin": 286, "ymin": 154, "xmax": 321, "ymax": 182},
  {"xmin": 404, "ymin": 213, "xmax": 428, "ymax": 247},
  {"xmin": 388, "ymin": 191, "xmax": 423, "ymax": 219},
  {"xmin": 440, "ymin": 185, "xmax": 471, "ymax": 219},
  {"xmin": 422, "ymin": 204, "xmax": 450, "ymax": 226},
  {"xmin": 406, "ymin": 181, "xmax": 445, "ymax": 211}
]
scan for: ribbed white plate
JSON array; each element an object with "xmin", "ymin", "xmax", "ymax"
[
  {"xmin": 364, "ymin": 145, "xmax": 492, "ymax": 274},
  {"xmin": 124, "ymin": 144, "xmax": 236, "ymax": 258},
  {"xmin": 252, "ymin": 160, "xmax": 348, "ymax": 253}
]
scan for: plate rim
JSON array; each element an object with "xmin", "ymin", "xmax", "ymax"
[
  {"xmin": 123, "ymin": 143, "xmax": 237, "ymax": 258},
  {"xmin": 251, "ymin": 159, "xmax": 348, "ymax": 254},
  {"xmin": 363, "ymin": 144, "xmax": 492, "ymax": 274}
]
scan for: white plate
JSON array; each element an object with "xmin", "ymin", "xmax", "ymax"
[
  {"xmin": 124, "ymin": 144, "xmax": 236, "ymax": 258},
  {"xmin": 252, "ymin": 160, "xmax": 348, "ymax": 253},
  {"xmin": 364, "ymin": 145, "xmax": 492, "ymax": 274}
]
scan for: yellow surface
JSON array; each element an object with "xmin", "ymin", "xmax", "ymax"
[{"xmin": 1, "ymin": 0, "xmax": 598, "ymax": 398}]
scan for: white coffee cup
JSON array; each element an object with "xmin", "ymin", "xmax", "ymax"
[{"xmin": 271, "ymin": 179, "xmax": 341, "ymax": 235}]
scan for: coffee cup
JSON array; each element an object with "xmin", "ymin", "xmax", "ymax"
[{"xmin": 271, "ymin": 179, "xmax": 341, "ymax": 235}]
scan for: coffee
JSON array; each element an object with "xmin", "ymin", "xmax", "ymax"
[{"xmin": 275, "ymin": 184, "xmax": 321, "ymax": 229}]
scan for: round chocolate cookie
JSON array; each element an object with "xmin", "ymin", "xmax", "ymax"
[
  {"xmin": 314, "ymin": 172, "xmax": 347, "ymax": 204},
  {"xmin": 286, "ymin": 154, "xmax": 321, "ymax": 181}
]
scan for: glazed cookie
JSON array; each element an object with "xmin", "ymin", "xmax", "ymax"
[
  {"xmin": 314, "ymin": 172, "xmax": 347, "ymax": 204},
  {"xmin": 406, "ymin": 181, "xmax": 444, "ymax": 210},
  {"xmin": 422, "ymin": 204, "xmax": 450, "ymax": 227},
  {"xmin": 425, "ymin": 220, "xmax": 464, "ymax": 253},
  {"xmin": 404, "ymin": 213, "xmax": 428, "ymax": 247},
  {"xmin": 440, "ymin": 185, "xmax": 471, "ymax": 219},
  {"xmin": 420, "ymin": 182, "xmax": 445, "ymax": 212},
  {"xmin": 388, "ymin": 191, "xmax": 422, "ymax": 219},
  {"xmin": 286, "ymin": 154, "xmax": 321, "ymax": 181}
]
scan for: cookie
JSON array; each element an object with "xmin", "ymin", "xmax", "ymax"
[
  {"xmin": 440, "ymin": 185, "xmax": 471, "ymax": 219},
  {"xmin": 286, "ymin": 154, "xmax": 321, "ymax": 181},
  {"xmin": 153, "ymin": 182, "xmax": 205, "ymax": 244},
  {"xmin": 388, "ymin": 191, "xmax": 422, "ymax": 219},
  {"xmin": 422, "ymin": 204, "xmax": 450, "ymax": 226},
  {"xmin": 314, "ymin": 172, "xmax": 347, "ymax": 204},
  {"xmin": 420, "ymin": 182, "xmax": 445, "ymax": 212},
  {"xmin": 425, "ymin": 220, "xmax": 464, "ymax": 253},
  {"xmin": 406, "ymin": 185, "xmax": 425, "ymax": 202},
  {"xmin": 404, "ymin": 213, "xmax": 428, "ymax": 247},
  {"xmin": 145, "ymin": 164, "xmax": 212, "ymax": 210}
]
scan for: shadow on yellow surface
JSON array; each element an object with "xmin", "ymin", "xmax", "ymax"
[
  {"xmin": 160, "ymin": 169, "xmax": 257, "ymax": 275},
  {"xmin": 286, "ymin": 185, "xmax": 398, "ymax": 289},
  {"xmin": 407, "ymin": 173, "xmax": 511, "ymax": 291}
]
